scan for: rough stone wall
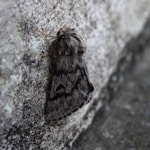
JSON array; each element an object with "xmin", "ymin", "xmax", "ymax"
[{"xmin": 0, "ymin": 0, "xmax": 150, "ymax": 150}]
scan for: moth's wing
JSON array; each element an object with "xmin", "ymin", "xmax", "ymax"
[
  {"xmin": 78, "ymin": 57, "xmax": 94, "ymax": 101},
  {"xmin": 44, "ymin": 55, "xmax": 94, "ymax": 123}
]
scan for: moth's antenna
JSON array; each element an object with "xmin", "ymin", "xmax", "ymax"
[{"xmin": 36, "ymin": 28, "xmax": 56, "ymax": 39}]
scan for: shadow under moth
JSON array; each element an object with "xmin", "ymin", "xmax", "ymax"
[{"xmin": 44, "ymin": 27, "xmax": 94, "ymax": 124}]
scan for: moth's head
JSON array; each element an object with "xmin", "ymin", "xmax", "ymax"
[
  {"xmin": 57, "ymin": 27, "xmax": 76, "ymax": 38},
  {"xmin": 55, "ymin": 27, "xmax": 86, "ymax": 54}
]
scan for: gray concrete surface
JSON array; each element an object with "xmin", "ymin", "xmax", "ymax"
[
  {"xmin": 0, "ymin": 0, "xmax": 150, "ymax": 149},
  {"xmin": 71, "ymin": 21, "xmax": 150, "ymax": 150}
]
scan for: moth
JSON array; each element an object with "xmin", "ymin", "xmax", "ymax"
[{"xmin": 44, "ymin": 27, "xmax": 94, "ymax": 124}]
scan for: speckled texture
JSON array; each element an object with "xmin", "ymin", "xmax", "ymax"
[{"xmin": 0, "ymin": 0, "xmax": 150, "ymax": 149}]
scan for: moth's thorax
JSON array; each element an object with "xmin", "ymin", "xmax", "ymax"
[{"xmin": 52, "ymin": 27, "xmax": 86, "ymax": 56}]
